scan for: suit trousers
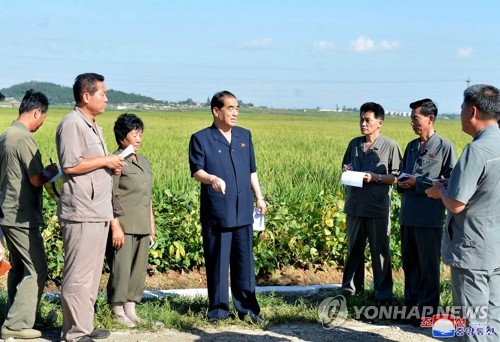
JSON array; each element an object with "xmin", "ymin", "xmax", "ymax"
[
  {"xmin": 451, "ymin": 266, "xmax": 500, "ymax": 342},
  {"xmin": 60, "ymin": 220, "xmax": 108, "ymax": 342},
  {"xmin": 202, "ymin": 223, "xmax": 260, "ymax": 319},
  {"xmin": 1, "ymin": 226, "xmax": 47, "ymax": 331},
  {"xmin": 341, "ymin": 215, "xmax": 393, "ymax": 301},
  {"xmin": 401, "ymin": 225, "xmax": 442, "ymax": 316},
  {"xmin": 106, "ymin": 233, "xmax": 149, "ymax": 303}
]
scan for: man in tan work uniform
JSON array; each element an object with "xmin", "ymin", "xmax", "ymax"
[
  {"xmin": 56, "ymin": 73, "xmax": 124, "ymax": 342},
  {"xmin": 0, "ymin": 90, "xmax": 58, "ymax": 340}
]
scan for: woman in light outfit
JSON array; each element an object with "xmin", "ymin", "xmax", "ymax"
[{"xmin": 106, "ymin": 113, "xmax": 155, "ymax": 327}]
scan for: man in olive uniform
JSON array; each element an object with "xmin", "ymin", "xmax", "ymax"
[
  {"xmin": 0, "ymin": 90, "xmax": 58, "ymax": 339},
  {"xmin": 427, "ymin": 84, "xmax": 500, "ymax": 341},
  {"xmin": 57, "ymin": 73, "xmax": 124, "ymax": 342}
]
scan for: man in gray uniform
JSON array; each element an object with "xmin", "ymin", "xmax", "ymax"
[
  {"xmin": 427, "ymin": 84, "xmax": 500, "ymax": 341},
  {"xmin": 0, "ymin": 90, "xmax": 58, "ymax": 339},
  {"xmin": 398, "ymin": 99, "xmax": 456, "ymax": 322},
  {"xmin": 340, "ymin": 102, "xmax": 402, "ymax": 303},
  {"xmin": 57, "ymin": 73, "xmax": 124, "ymax": 342}
]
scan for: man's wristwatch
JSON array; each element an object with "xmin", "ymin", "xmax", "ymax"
[{"xmin": 377, "ymin": 174, "xmax": 382, "ymax": 184}]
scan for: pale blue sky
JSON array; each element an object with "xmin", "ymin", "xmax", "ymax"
[{"xmin": 1, "ymin": 1, "xmax": 499, "ymax": 113}]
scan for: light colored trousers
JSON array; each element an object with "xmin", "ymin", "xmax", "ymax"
[{"xmin": 60, "ymin": 220, "xmax": 108, "ymax": 342}]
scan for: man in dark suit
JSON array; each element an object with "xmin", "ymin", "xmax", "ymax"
[{"xmin": 189, "ymin": 90, "xmax": 266, "ymax": 324}]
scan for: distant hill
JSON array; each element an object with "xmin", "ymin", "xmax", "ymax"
[{"xmin": 0, "ymin": 81, "xmax": 164, "ymax": 105}]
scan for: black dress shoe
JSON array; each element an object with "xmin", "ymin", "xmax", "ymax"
[
  {"xmin": 208, "ymin": 313, "xmax": 235, "ymax": 324},
  {"xmin": 89, "ymin": 329, "xmax": 111, "ymax": 339},
  {"xmin": 239, "ymin": 312, "xmax": 265, "ymax": 324}
]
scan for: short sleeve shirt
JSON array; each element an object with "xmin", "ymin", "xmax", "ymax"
[
  {"xmin": 189, "ymin": 124, "xmax": 256, "ymax": 227},
  {"xmin": 0, "ymin": 121, "xmax": 44, "ymax": 228},
  {"xmin": 442, "ymin": 124, "xmax": 500, "ymax": 270},
  {"xmin": 56, "ymin": 107, "xmax": 113, "ymax": 222},
  {"xmin": 399, "ymin": 132, "xmax": 456, "ymax": 228},
  {"xmin": 112, "ymin": 150, "xmax": 153, "ymax": 235},
  {"xmin": 342, "ymin": 135, "xmax": 402, "ymax": 218}
]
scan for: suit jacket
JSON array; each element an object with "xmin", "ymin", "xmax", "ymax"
[{"xmin": 189, "ymin": 124, "xmax": 256, "ymax": 228}]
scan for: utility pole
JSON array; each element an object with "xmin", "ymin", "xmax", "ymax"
[{"xmin": 466, "ymin": 77, "xmax": 471, "ymax": 87}]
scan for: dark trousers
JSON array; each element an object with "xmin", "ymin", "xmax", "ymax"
[
  {"xmin": 202, "ymin": 223, "xmax": 260, "ymax": 319},
  {"xmin": 341, "ymin": 215, "xmax": 393, "ymax": 301},
  {"xmin": 401, "ymin": 226, "xmax": 442, "ymax": 317}
]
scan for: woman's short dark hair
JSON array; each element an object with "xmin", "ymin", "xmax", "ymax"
[{"xmin": 114, "ymin": 113, "xmax": 144, "ymax": 147}]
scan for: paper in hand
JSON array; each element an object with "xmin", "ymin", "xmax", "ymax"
[
  {"xmin": 119, "ymin": 144, "xmax": 135, "ymax": 159},
  {"xmin": 397, "ymin": 173, "xmax": 411, "ymax": 181},
  {"xmin": 341, "ymin": 171, "xmax": 365, "ymax": 188},
  {"xmin": 253, "ymin": 207, "xmax": 265, "ymax": 231}
]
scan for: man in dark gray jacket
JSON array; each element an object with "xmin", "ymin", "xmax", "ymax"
[{"xmin": 398, "ymin": 98, "xmax": 456, "ymax": 323}]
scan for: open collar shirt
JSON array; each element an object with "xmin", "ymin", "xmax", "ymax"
[
  {"xmin": 56, "ymin": 107, "xmax": 113, "ymax": 222},
  {"xmin": 399, "ymin": 132, "xmax": 456, "ymax": 228},
  {"xmin": 342, "ymin": 134, "xmax": 402, "ymax": 218}
]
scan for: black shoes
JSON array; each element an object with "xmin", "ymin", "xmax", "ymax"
[
  {"xmin": 88, "ymin": 329, "xmax": 111, "ymax": 339},
  {"xmin": 209, "ymin": 312, "xmax": 264, "ymax": 324},
  {"xmin": 238, "ymin": 312, "xmax": 265, "ymax": 324},
  {"xmin": 208, "ymin": 313, "xmax": 236, "ymax": 324}
]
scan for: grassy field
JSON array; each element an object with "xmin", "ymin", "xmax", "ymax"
[
  {"xmin": 0, "ymin": 106, "xmax": 470, "ymax": 203},
  {"xmin": 0, "ymin": 106, "xmax": 472, "ymax": 277}
]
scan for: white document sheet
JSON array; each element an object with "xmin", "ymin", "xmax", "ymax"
[
  {"xmin": 119, "ymin": 144, "xmax": 135, "ymax": 159},
  {"xmin": 341, "ymin": 171, "xmax": 365, "ymax": 188},
  {"xmin": 253, "ymin": 208, "xmax": 265, "ymax": 231}
]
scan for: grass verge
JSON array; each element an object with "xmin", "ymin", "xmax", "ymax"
[{"xmin": 0, "ymin": 278, "xmax": 454, "ymax": 333}]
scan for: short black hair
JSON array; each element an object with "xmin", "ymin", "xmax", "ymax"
[
  {"xmin": 210, "ymin": 90, "xmax": 236, "ymax": 113},
  {"xmin": 410, "ymin": 98, "xmax": 438, "ymax": 119},
  {"xmin": 360, "ymin": 102, "xmax": 385, "ymax": 120},
  {"xmin": 114, "ymin": 113, "xmax": 144, "ymax": 147},
  {"xmin": 0, "ymin": 92, "xmax": 5, "ymax": 102},
  {"xmin": 463, "ymin": 84, "xmax": 500, "ymax": 120},
  {"xmin": 73, "ymin": 73, "xmax": 105, "ymax": 103},
  {"xmin": 19, "ymin": 89, "xmax": 49, "ymax": 115}
]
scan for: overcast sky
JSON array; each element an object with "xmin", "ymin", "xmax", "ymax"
[{"xmin": 1, "ymin": 1, "xmax": 499, "ymax": 113}]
